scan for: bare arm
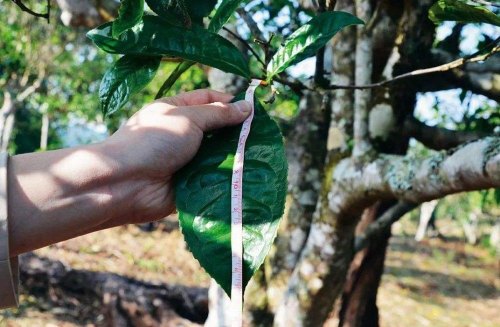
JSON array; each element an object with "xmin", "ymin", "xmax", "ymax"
[{"xmin": 7, "ymin": 89, "xmax": 251, "ymax": 256}]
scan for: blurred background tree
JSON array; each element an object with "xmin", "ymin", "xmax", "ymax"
[{"xmin": 0, "ymin": 0, "xmax": 499, "ymax": 326}]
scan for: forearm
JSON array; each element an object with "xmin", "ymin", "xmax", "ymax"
[{"xmin": 7, "ymin": 142, "xmax": 141, "ymax": 256}]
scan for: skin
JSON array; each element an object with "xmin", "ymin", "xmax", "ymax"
[{"xmin": 8, "ymin": 89, "xmax": 251, "ymax": 256}]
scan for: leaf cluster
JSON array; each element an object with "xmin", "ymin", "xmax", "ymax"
[{"xmin": 89, "ymin": 0, "xmax": 362, "ymax": 116}]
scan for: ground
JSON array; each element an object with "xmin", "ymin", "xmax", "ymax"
[{"xmin": 1, "ymin": 214, "xmax": 498, "ymax": 327}]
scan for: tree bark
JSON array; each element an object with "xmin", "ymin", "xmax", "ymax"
[
  {"xmin": 274, "ymin": 136, "xmax": 500, "ymax": 326},
  {"xmin": 415, "ymin": 200, "xmax": 439, "ymax": 242},
  {"xmin": 19, "ymin": 253, "xmax": 208, "ymax": 326},
  {"xmin": 261, "ymin": 90, "xmax": 329, "ymax": 315},
  {"xmin": 55, "ymin": 0, "xmax": 119, "ymax": 27},
  {"xmin": 339, "ymin": 203, "xmax": 386, "ymax": 327},
  {"xmin": 0, "ymin": 90, "xmax": 16, "ymax": 151}
]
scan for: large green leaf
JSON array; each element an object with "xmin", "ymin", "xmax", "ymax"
[
  {"xmin": 429, "ymin": 0, "xmax": 500, "ymax": 26},
  {"xmin": 267, "ymin": 11, "xmax": 363, "ymax": 81},
  {"xmin": 87, "ymin": 16, "xmax": 250, "ymax": 78},
  {"xmin": 208, "ymin": 0, "xmax": 246, "ymax": 32},
  {"xmin": 113, "ymin": 0, "xmax": 145, "ymax": 38},
  {"xmin": 175, "ymin": 96, "xmax": 287, "ymax": 295},
  {"xmin": 145, "ymin": 0, "xmax": 217, "ymax": 25},
  {"xmin": 99, "ymin": 55, "xmax": 161, "ymax": 116},
  {"xmin": 155, "ymin": 0, "xmax": 245, "ymax": 98}
]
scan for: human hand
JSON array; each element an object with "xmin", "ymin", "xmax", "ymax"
[{"xmin": 104, "ymin": 89, "xmax": 251, "ymax": 225}]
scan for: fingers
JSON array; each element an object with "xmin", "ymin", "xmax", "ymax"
[
  {"xmin": 184, "ymin": 100, "xmax": 252, "ymax": 131},
  {"xmin": 157, "ymin": 89, "xmax": 234, "ymax": 107}
]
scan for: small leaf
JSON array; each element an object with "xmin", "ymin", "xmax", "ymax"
[
  {"xmin": 87, "ymin": 16, "xmax": 250, "ymax": 78},
  {"xmin": 99, "ymin": 55, "xmax": 161, "ymax": 116},
  {"xmin": 113, "ymin": 0, "xmax": 145, "ymax": 38},
  {"xmin": 267, "ymin": 11, "xmax": 364, "ymax": 81},
  {"xmin": 175, "ymin": 96, "xmax": 288, "ymax": 295},
  {"xmin": 208, "ymin": 0, "xmax": 245, "ymax": 33},
  {"xmin": 429, "ymin": 0, "xmax": 500, "ymax": 26}
]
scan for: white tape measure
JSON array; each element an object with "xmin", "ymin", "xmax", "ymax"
[{"xmin": 230, "ymin": 79, "xmax": 262, "ymax": 327}]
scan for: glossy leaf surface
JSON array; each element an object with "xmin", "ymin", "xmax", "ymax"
[
  {"xmin": 267, "ymin": 11, "xmax": 363, "ymax": 80},
  {"xmin": 208, "ymin": 0, "xmax": 245, "ymax": 32},
  {"xmin": 87, "ymin": 16, "xmax": 250, "ymax": 78},
  {"xmin": 99, "ymin": 55, "xmax": 161, "ymax": 116},
  {"xmin": 145, "ymin": 0, "xmax": 217, "ymax": 25},
  {"xmin": 429, "ymin": 0, "xmax": 500, "ymax": 26},
  {"xmin": 175, "ymin": 96, "xmax": 287, "ymax": 295},
  {"xmin": 113, "ymin": 0, "xmax": 144, "ymax": 37}
]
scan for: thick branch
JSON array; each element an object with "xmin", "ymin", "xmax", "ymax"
[
  {"xmin": 334, "ymin": 137, "xmax": 500, "ymax": 207},
  {"xmin": 403, "ymin": 117, "xmax": 489, "ymax": 150},
  {"xmin": 19, "ymin": 253, "xmax": 208, "ymax": 325},
  {"xmin": 353, "ymin": 0, "xmax": 373, "ymax": 157},
  {"xmin": 354, "ymin": 201, "xmax": 417, "ymax": 252},
  {"xmin": 274, "ymin": 137, "xmax": 500, "ymax": 326}
]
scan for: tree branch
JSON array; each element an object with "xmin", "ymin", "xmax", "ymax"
[
  {"xmin": 276, "ymin": 136, "xmax": 500, "ymax": 325},
  {"xmin": 222, "ymin": 27, "xmax": 266, "ymax": 67},
  {"xmin": 403, "ymin": 117, "xmax": 489, "ymax": 151},
  {"xmin": 11, "ymin": 0, "xmax": 50, "ymax": 21},
  {"xmin": 324, "ymin": 37, "xmax": 500, "ymax": 90},
  {"xmin": 275, "ymin": 41, "xmax": 500, "ymax": 101},
  {"xmin": 236, "ymin": 8, "xmax": 265, "ymax": 42},
  {"xmin": 354, "ymin": 201, "xmax": 417, "ymax": 252}
]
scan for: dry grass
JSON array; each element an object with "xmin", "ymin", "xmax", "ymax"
[{"xmin": 1, "ymin": 215, "xmax": 498, "ymax": 327}]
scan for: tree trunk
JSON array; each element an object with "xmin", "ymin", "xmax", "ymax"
[
  {"xmin": 40, "ymin": 110, "xmax": 50, "ymax": 151},
  {"xmin": 19, "ymin": 253, "xmax": 208, "ymax": 326},
  {"xmin": 260, "ymin": 90, "xmax": 329, "ymax": 314},
  {"xmin": 415, "ymin": 200, "xmax": 439, "ymax": 242},
  {"xmin": 338, "ymin": 203, "xmax": 392, "ymax": 327},
  {"xmin": 0, "ymin": 90, "xmax": 17, "ymax": 152}
]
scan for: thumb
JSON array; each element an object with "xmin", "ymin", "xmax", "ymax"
[{"xmin": 186, "ymin": 100, "xmax": 252, "ymax": 131}]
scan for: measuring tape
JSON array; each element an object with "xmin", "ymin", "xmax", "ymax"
[{"xmin": 230, "ymin": 79, "xmax": 262, "ymax": 327}]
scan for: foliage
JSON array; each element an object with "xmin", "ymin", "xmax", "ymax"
[
  {"xmin": 88, "ymin": 0, "xmax": 359, "ymax": 294},
  {"xmin": 175, "ymin": 97, "xmax": 287, "ymax": 295},
  {"xmin": 266, "ymin": 11, "xmax": 363, "ymax": 81},
  {"xmin": 99, "ymin": 55, "xmax": 161, "ymax": 117},
  {"xmin": 113, "ymin": 0, "xmax": 145, "ymax": 38},
  {"xmin": 429, "ymin": 0, "xmax": 500, "ymax": 26}
]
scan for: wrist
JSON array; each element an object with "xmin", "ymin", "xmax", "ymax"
[{"xmin": 96, "ymin": 140, "xmax": 171, "ymax": 225}]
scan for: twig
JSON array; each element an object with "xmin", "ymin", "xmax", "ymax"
[
  {"xmin": 324, "ymin": 37, "xmax": 500, "ymax": 90},
  {"xmin": 274, "ymin": 76, "xmax": 308, "ymax": 95},
  {"xmin": 274, "ymin": 25, "xmax": 499, "ymax": 93},
  {"xmin": 236, "ymin": 8, "xmax": 265, "ymax": 41},
  {"xmin": 222, "ymin": 27, "xmax": 266, "ymax": 67},
  {"xmin": 11, "ymin": 0, "xmax": 50, "ymax": 21}
]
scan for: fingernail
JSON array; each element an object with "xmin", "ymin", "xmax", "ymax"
[{"xmin": 234, "ymin": 100, "xmax": 252, "ymax": 114}]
